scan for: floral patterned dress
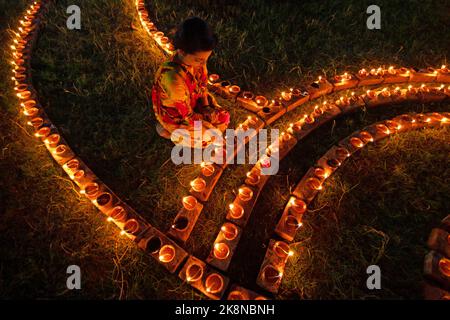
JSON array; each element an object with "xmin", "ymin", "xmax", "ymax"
[{"xmin": 151, "ymin": 53, "xmax": 230, "ymax": 135}]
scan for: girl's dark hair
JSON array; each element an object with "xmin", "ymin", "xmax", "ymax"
[{"xmin": 173, "ymin": 17, "xmax": 218, "ymax": 54}]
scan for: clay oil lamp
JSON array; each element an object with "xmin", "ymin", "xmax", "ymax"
[
  {"xmin": 358, "ymin": 68, "xmax": 368, "ymax": 77},
  {"xmin": 407, "ymin": 85, "xmax": 417, "ymax": 94},
  {"xmin": 221, "ymin": 223, "xmax": 238, "ymax": 241},
  {"xmin": 314, "ymin": 167, "xmax": 329, "ymax": 179},
  {"xmin": 172, "ymin": 216, "xmax": 189, "ymax": 232},
  {"xmin": 213, "ymin": 242, "xmax": 230, "ymax": 260},
  {"xmin": 246, "ymin": 115, "xmax": 257, "ymax": 126},
  {"xmin": 336, "ymin": 146, "xmax": 351, "ymax": 159},
  {"xmin": 27, "ymin": 117, "xmax": 43, "ymax": 129},
  {"xmin": 200, "ymin": 162, "xmax": 215, "ymax": 177},
  {"xmin": 359, "ymin": 131, "xmax": 374, "ymax": 143},
  {"xmin": 182, "ymin": 195, "xmax": 197, "ymax": 211},
  {"xmin": 262, "ymin": 265, "xmax": 283, "ymax": 285},
  {"xmin": 44, "ymin": 133, "xmax": 60, "ymax": 148},
  {"xmin": 228, "ymin": 203, "xmax": 244, "ymax": 220},
  {"xmin": 380, "ymin": 87, "xmax": 391, "ymax": 97},
  {"xmin": 158, "ymin": 245, "xmax": 176, "ymax": 263},
  {"xmin": 228, "ymin": 85, "xmax": 240, "ymax": 95},
  {"xmin": 376, "ymin": 123, "xmax": 391, "ymax": 135},
  {"xmin": 93, "ymin": 192, "xmax": 113, "ymax": 212},
  {"xmin": 64, "ymin": 159, "xmax": 80, "ymax": 175},
  {"xmin": 280, "ymin": 131, "xmax": 293, "ymax": 142},
  {"xmin": 205, "ymin": 273, "xmax": 224, "ymax": 294},
  {"xmin": 80, "ymin": 182, "xmax": 100, "ymax": 200},
  {"xmin": 327, "ymin": 158, "xmax": 342, "ymax": 169},
  {"xmin": 208, "ymin": 74, "xmax": 219, "ymax": 84},
  {"xmin": 107, "ymin": 206, "xmax": 127, "ymax": 223},
  {"xmin": 350, "ymin": 137, "xmax": 364, "ymax": 148},
  {"xmin": 238, "ymin": 186, "xmax": 253, "ymax": 202},
  {"xmin": 190, "ymin": 177, "xmax": 206, "ymax": 193},
  {"xmin": 34, "ymin": 126, "xmax": 50, "ymax": 138},
  {"xmin": 273, "ymin": 241, "xmax": 293, "ymax": 260},
  {"xmin": 246, "ymin": 170, "xmax": 261, "ymax": 186},
  {"xmin": 281, "ymin": 90, "xmax": 292, "ymax": 101},
  {"xmin": 242, "ymin": 91, "xmax": 254, "ymax": 100},
  {"xmin": 385, "ymin": 120, "xmax": 401, "ymax": 132},
  {"xmin": 287, "ymin": 122, "xmax": 302, "ymax": 135},
  {"xmin": 366, "ymin": 89, "xmax": 376, "ymax": 99},
  {"xmin": 304, "ymin": 114, "xmax": 315, "ymax": 124},
  {"xmin": 255, "ymin": 95, "xmax": 268, "ymax": 108},
  {"xmin": 288, "ymin": 197, "xmax": 307, "ymax": 215},
  {"xmin": 186, "ymin": 262, "xmax": 204, "ymax": 283},
  {"xmin": 121, "ymin": 219, "xmax": 140, "ymax": 236},
  {"xmin": 284, "ymin": 215, "xmax": 302, "ymax": 232}
]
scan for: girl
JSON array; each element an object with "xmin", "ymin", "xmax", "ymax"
[{"xmin": 152, "ymin": 17, "xmax": 230, "ymax": 147}]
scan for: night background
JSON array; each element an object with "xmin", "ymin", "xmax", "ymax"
[{"xmin": 0, "ymin": 0, "xmax": 449, "ymax": 301}]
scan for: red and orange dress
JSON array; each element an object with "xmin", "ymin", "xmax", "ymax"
[{"xmin": 151, "ymin": 53, "xmax": 230, "ymax": 143}]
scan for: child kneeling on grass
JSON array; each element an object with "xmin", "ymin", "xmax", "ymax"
[{"xmin": 151, "ymin": 17, "xmax": 230, "ymax": 148}]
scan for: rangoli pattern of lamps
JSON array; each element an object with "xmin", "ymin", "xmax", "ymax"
[
  {"xmin": 280, "ymin": 112, "xmax": 449, "ymax": 247},
  {"xmin": 10, "ymin": 1, "xmax": 194, "ymax": 280},
  {"xmin": 18, "ymin": 0, "xmax": 450, "ymax": 300}
]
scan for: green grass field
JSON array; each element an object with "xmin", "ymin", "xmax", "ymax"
[{"xmin": 0, "ymin": 0, "xmax": 449, "ymax": 299}]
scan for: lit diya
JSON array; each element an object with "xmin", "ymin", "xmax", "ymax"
[
  {"xmin": 190, "ymin": 178, "xmax": 206, "ymax": 192},
  {"xmin": 200, "ymin": 162, "xmax": 215, "ymax": 177},
  {"xmin": 108, "ymin": 206, "xmax": 127, "ymax": 223},
  {"xmin": 350, "ymin": 137, "xmax": 364, "ymax": 148},
  {"xmin": 281, "ymin": 91, "xmax": 292, "ymax": 101},
  {"xmin": 359, "ymin": 131, "xmax": 374, "ymax": 143},
  {"xmin": 94, "ymin": 192, "xmax": 112, "ymax": 209},
  {"xmin": 438, "ymin": 258, "xmax": 450, "ymax": 277},
  {"xmin": 314, "ymin": 167, "xmax": 329, "ymax": 179},
  {"xmin": 229, "ymin": 203, "xmax": 244, "ymax": 220},
  {"xmin": 376, "ymin": 124, "xmax": 390, "ymax": 135},
  {"xmin": 246, "ymin": 170, "xmax": 260, "ymax": 186},
  {"xmin": 205, "ymin": 273, "xmax": 224, "ymax": 293},
  {"xmin": 284, "ymin": 215, "xmax": 302, "ymax": 232},
  {"xmin": 213, "ymin": 242, "xmax": 230, "ymax": 260},
  {"xmin": 186, "ymin": 263, "xmax": 203, "ymax": 282},
  {"xmin": 208, "ymin": 74, "xmax": 219, "ymax": 83},
  {"xmin": 255, "ymin": 95, "xmax": 267, "ymax": 107},
  {"xmin": 28, "ymin": 117, "xmax": 43, "ymax": 129},
  {"xmin": 44, "ymin": 133, "xmax": 60, "ymax": 148},
  {"xmin": 327, "ymin": 158, "xmax": 341, "ymax": 169},
  {"xmin": 159, "ymin": 245, "xmax": 176, "ymax": 263},
  {"xmin": 82, "ymin": 182, "xmax": 100, "ymax": 200},
  {"xmin": 358, "ymin": 68, "xmax": 368, "ymax": 77},
  {"xmin": 182, "ymin": 195, "xmax": 197, "ymax": 211},
  {"xmin": 228, "ymin": 85, "xmax": 240, "ymax": 94},
  {"xmin": 35, "ymin": 126, "xmax": 50, "ymax": 138},
  {"xmin": 238, "ymin": 186, "xmax": 253, "ymax": 201},
  {"xmin": 221, "ymin": 223, "xmax": 238, "ymax": 241},
  {"xmin": 304, "ymin": 114, "xmax": 315, "ymax": 124},
  {"xmin": 123, "ymin": 219, "xmax": 140, "ymax": 235},
  {"xmin": 335, "ymin": 147, "xmax": 350, "ymax": 158},
  {"xmin": 288, "ymin": 197, "xmax": 307, "ymax": 214},
  {"xmin": 273, "ymin": 241, "xmax": 292, "ymax": 259},
  {"xmin": 262, "ymin": 265, "xmax": 282, "ymax": 285},
  {"xmin": 242, "ymin": 91, "xmax": 254, "ymax": 100},
  {"xmin": 366, "ymin": 90, "xmax": 376, "ymax": 99}
]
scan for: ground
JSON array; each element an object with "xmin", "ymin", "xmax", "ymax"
[{"xmin": 0, "ymin": 0, "xmax": 449, "ymax": 299}]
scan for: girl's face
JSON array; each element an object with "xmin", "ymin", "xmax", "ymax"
[{"xmin": 178, "ymin": 49, "xmax": 212, "ymax": 68}]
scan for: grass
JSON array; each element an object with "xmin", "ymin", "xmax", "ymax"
[{"xmin": 0, "ymin": 0, "xmax": 449, "ymax": 299}]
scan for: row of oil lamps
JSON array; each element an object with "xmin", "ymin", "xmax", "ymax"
[
  {"xmin": 255, "ymin": 111, "xmax": 449, "ymax": 292},
  {"xmin": 134, "ymin": 0, "xmax": 450, "ymax": 298},
  {"xmin": 11, "ymin": 0, "xmax": 239, "ymax": 297}
]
